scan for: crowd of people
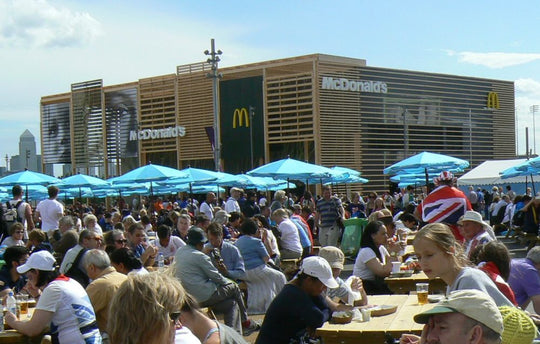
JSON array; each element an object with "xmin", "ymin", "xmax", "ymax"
[{"xmin": 0, "ymin": 173, "xmax": 539, "ymax": 343}]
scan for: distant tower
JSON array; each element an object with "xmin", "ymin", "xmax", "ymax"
[{"xmin": 10, "ymin": 130, "xmax": 40, "ymax": 172}]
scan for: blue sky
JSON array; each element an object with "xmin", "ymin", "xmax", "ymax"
[{"xmin": 2, "ymin": 0, "xmax": 540, "ymax": 168}]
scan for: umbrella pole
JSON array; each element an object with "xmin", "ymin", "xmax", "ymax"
[
  {"xmin": 25, "ymin": 185, "xmax": 28, "ymax": 203},
  {"xmin": 531, "ymin": 174, "xmax": 536, "ymax": 196},
  {"xmin": 190, "ymin": 183, "xmax": 193, "ymax": 212},
  {"xmin": 425, "ymin": 168, "xmax": 430, "ymax": 194}
]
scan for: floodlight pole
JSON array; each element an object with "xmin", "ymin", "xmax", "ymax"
[
  {"xmin": 531, "ymin": 105, "xmax": 539, "ymax": 155},
  {"xmin": 249, "ymin": 106, "xmax": 255, "ymax": 169},
  {"xmin": 205, "ymin": 39, "xmax": 223, "ymax": 171}
]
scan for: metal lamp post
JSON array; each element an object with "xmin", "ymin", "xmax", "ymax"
[
  {"xmin": 531, "ymin": 105, "xmax": 539, "ymax": 155},
  {"xmin": 205, "ymin": 39, "xmax": 223, "ymax": 171}
]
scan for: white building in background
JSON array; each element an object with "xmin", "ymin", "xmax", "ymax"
[{"xmin": 9, "ymin": 130, "xmax": 42, "ymax": 173}]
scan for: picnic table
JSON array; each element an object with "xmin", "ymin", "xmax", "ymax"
[
  {"xmin": 385, "ymin": 271, "xmax": 446, "ymax": 294},
  {"xmin": 317, "ymin": 294, "xmax": 436, "ymax": 344}
]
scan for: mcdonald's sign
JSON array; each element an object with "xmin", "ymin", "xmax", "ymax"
[
  {"xmin": 487, "ymin": 92, "xmax": 500, "ymax": 109},
  {"xmin": 233, "ymin": 108, "xmax": 250, "ymax": 128}
]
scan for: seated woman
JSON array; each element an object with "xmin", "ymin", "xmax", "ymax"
[
  {"xmin": 271, "ymin": 209, "xmax": 302, "ymax": 260},
  {"xmin": 108, "ymin": 272, "xmax": 200, "ymax": 344},
  {"xmin": 26, "ymin": 229, "xmax": 53, "ymax": 253},
  {"xmin": 470, "ymin": 240, "xmax": 517, "ymax": 305},
  {"xmin": 413, "ymin": 223, "xmax": 514, "ymax": 307},
  {"xmin": 180, "ymin": 291, "xmax": 248, "ymax": 344},
  {"xmin": 82, "ymin": 214, "xmax": 103, "ymax": 235},
  {"xmin": 234, "ymin": 218, "xmax": 286, "ymax": 314},
  {"xmin": 352, "ymin": 221, "xmax": 397, "ymax": 294},
  {"xmin": 1, "ymin": 222, "xmax": 25, "ymax": 247},
  {"xmin": 6, "ymin": 250, "xmax": 101, "ymax": 343},
  {"xmin": 103, "ymin": 229, "xmax": 127, "ymax": 255},
  {"xmin": 253, "ymin": 215, "xmax": 280, "ymax": 264},
  {"xmin": 109, "ymin": 247, "xmax": 148, "ymax": 275}
]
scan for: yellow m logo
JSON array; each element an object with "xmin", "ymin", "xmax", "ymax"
[
  {"xmin": 233, "ymin": 108, "xmax": 250, "ymax": 128},
  {"xmin": 487, "ymin": 92, "xmax": 499, "ymax": 109}
]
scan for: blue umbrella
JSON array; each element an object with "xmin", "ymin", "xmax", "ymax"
[
  {"xmin": 331, "ymin": 166, "xmax": 362, "ymax": 177},
  {"xmin": 247, "ymin": 157, "xmax": 334, "ymax": 180},
  {"xmin": 57, "ymin": 174, "xmax": 109, "ymax": 200},
  {"xmin": 216, "ymin": 174, "xmax": 285, "ymax": 189},
  {"xmin": 111, "ymin": 164, "xmax": 188, "ymax": 195},
  {"xmin": 383, "ymin": 152, "xmax": 469, "ymax": 175},
  {"xmin": 500, "ymin": 161, "xmax": 538, "ymax": 194},
  {"xmin": 0, "ymin": 170, "xmax": 61, "ymax": 186}
]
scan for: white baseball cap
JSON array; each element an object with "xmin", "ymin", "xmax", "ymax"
[
  {"xmin": 17, "ymin": 250, "xmax": 56, "ymax": 274},
  {"xmin": 299, "ymin": 256, "xmax": 339, "ymax": 289}
]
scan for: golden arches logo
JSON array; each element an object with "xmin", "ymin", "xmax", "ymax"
[
  {"xmin": 487, "ymin": 92, "xmax": 500, "ymax": 109},
  {"xmin": 233, "ymin": 108, "xmax": 250, "ymax": 128}
]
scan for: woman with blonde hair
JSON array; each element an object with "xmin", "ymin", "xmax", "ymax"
[
  {"xmin": 413, "ymin": 223, "xmax": 513, "ymax": 307},
  {"xmin": 108, "ymin": 272, "xmax": 200, "ymax": 344},
  {"xmin": 270, "ymin": 190, "xmax": 287, "ymax": 212}
]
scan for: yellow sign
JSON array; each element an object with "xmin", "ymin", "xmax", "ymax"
[
  {"xmin": 487, "ymin": 92, "xmax": 500, "ymax": 109},
  {"xmin": 233, "ymin": 108, "xmax": 250, "ymax": 128}
]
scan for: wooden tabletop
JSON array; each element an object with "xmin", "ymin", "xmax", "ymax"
[
  {"xmin": 317, "ymin": 294, "xmax": 436, "ymax": 344},
  {"xmin": 0, "ymin": 305, "xmax": 43, "ymax": 344},
  {"xmin": 385, "ymin": 271, "xmax": 447, "ymax": 295}
]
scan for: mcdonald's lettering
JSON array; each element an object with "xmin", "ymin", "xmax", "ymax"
[
  {"xmin": 487, "ymin": 92, "xmax": 500, "ymax": 109},
  {"xmin": 233, "ymin": 108, "xmax": 250, "ymax": 128}
]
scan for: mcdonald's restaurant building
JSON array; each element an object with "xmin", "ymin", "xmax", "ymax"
[{"xmin": 40, "ymin": 54, "xmax": 515, "ymax": 193}]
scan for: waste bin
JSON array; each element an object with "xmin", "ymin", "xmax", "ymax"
[{"xmin": 340, "ymin": 218, "xmax": 368, "ymax": 257}]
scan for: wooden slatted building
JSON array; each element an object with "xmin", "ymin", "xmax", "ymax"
[{"xmin": 40, "ymin": 54, "xmax": 515, "ymax": 192}]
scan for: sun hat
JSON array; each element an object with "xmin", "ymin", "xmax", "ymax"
[
  {"xmin": 186, "ymin": 226, "xmax": 207, "ymax": 246},
  {"xmin": 499, "ymin": 306, "xmax": 537, "ymax": 344},
  {"xmin": 299, "ymin": 256, "xmax": 339, "ymax": 289},
  {"xmin": 457, "ymin": 210, "xmax": 496, "ymax": 239},
  {"xmin": 319, "ymin": 246, "xmax": 345, "ymax": 270},
  {"xmin": 17, "ymin": 250, "xmax": 56, "ymax": 274},
  {"xmin": 414, "ymin": 289, "xmax": 503, "ymax": 336},
  {"xmin": 213, "ymin": 210, "xmax": 231, "ymax": 225}
]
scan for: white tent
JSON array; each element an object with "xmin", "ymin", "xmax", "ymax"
[{"xmin": 457, "ymin": 159, "xmax": 540, "ymax": 192}]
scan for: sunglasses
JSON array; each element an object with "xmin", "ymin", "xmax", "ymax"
[
  {"xmin": 115, "ymin": 239, "xmax": 128, "ymax": 244},
  {"xmin": 169, "ymin": 311, "xmax": 181, "ymax": 323}
]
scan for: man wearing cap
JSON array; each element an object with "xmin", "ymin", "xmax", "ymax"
[
  {"xmin": 458, "ymin": 211, "xmax": 496, "ymax": 259},
  {"xmin": 174, "ymin": 226, "xmax": 259, "ymax": 336},
  {"xmin": 400, "ymin": 289, "xmax": 503, "ymax": 344},
  {"xmin": 256, "ymin": 256, "xmax": 338, "ymax": 344},
  {"xmin": 415, "ymin": 171, "xmax": 472, "ymax": 242},
  {"xmin": 224, "ymin": 187, "xmax": 242, "ymax": 214}
]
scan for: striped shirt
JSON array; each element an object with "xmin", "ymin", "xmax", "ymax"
[{"xmin": 316, "ymin": 197, "xmax": 342, "ymax": 227}]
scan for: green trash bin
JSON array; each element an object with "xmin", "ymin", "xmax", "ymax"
[{"xmin": 340, "ymin": 218, "xmax": 368, "ymax": 257}]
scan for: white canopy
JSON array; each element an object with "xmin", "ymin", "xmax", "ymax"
[{"xmin": 457, "ymin": 159, "xmax": 530, "ymax": 186}]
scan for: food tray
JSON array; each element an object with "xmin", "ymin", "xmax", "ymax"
[
  {"xmin": 369, "ymin": 305, "xmax": 398, "ymax": 317},
  {"xmin": 331, "ymin": 311, "xmax": 353, "ymax": 324},
  {"xmin": 389, "ymin": 270, "xmax": 414, "ymax": 278}
]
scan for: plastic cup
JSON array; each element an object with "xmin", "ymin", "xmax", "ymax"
[
  {"xmin": 392, "ymin": 262, "xmax": 401, "ymax": 273},
  {"xmin": 16, "ymin": 295, "xmax": 28, "ymax": 315},
  {"xmin": 416, "ymin": 283, "xmax": 429, "ymax": 305}
]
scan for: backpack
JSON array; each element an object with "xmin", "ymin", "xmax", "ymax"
[
  {"xmin": 512, "ymin": 210, "xmax": 526, "ymax": 227},
  {"xmin": 65, "ymin": 248, "xmax": 90, "ymax": 288},
  {"xmin": 2, "ymin": 200, "xmax": 23, "ymax": 230}
]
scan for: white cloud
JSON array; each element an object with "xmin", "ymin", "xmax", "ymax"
[
  {"xmin": 446, "ymin": 50, "xmax": 540, "ymax": 69},
  {"xmin": 0, "ymin": 0, "xmax": 102, "ymax": 48}
]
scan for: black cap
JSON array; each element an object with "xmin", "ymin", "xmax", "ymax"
[{"xmin": 187, "ymin": 226, "xmax": 207, "ymax": 246}]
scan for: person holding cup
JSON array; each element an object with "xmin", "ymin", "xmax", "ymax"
[{"xmin": 413, "ymin": 223, "xmax": 513, "ymax": 307}]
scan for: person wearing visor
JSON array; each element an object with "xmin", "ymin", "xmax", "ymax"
[
  {"xmin": 400, "ymin": 289, "xmax": 503, "ymax": 344},
  {"xmin": 256, "ymin": 256, "xmax": 338, "ymax": 344},
  {"xmin": 6, "ymin": 250, "xmax": 101, "ymax": 343}
]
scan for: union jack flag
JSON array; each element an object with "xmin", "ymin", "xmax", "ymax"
[{"xmin": 420, "ymin": 185, "xmax": 472, "ymax": 225}]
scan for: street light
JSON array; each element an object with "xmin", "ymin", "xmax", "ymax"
[
  {"xmin": 531, "ymin": 105, "xmax": 539, "ymax": 155},
  {"xmin": 205, "ymin": 39, "xmax": 223, "ymax": 171}
]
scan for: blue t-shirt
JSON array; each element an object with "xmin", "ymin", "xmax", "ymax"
[{"xmin": 234, "ymin": 235, "xmax": 268, "ymax": 270}]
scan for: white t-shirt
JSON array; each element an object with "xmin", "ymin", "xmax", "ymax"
[
  {"xmin": 0, "ymin": 236, "xmax": 24, "ymax": 247},
  {"xmin": 36, "ymin": 198, "xmax": 64, "ymax": 232},
  {"xmin": 352, "ymin": 246, "xmax": 389, "ymax": 280},
  {"xmin": 278, "ymin": 219, "xmax": 302, "ymax": 254},
  {"xmin": 199, "ymin": 202, "xmax": 214, "ymax": 220},
  {"xmin": 224, "ymin": 197, "xmax": 240, "ymax": 214},
  {"xmin": 151, "ymin": 236, "xmax": 186, "ymax": 258},
  {"xmin": 175, "ymin": 327, "xmax": 201, "ymax": 344},
  {"xmin": 37, "ymin": 277, "xmax": 101, "ymax": 343}
]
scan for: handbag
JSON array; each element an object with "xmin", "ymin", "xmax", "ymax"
[{"xmin": 333, "ymin": 198, "xmax": 345, "ymax": 230}]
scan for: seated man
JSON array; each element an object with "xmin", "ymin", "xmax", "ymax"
[
  {"xmin": 174, "ymin": 227, "xmax": 259, "ymax": 336},
  {"xmin": 83, "ymin": 249, "xmax": 127, "ymax": 334},
  {"xmin": 508, "ymin": 246, "xmax": 540, "ymax": 313},
  {"xmin": 151, "ymin": 224, "xmax": 185, "ymax": 264},
  {"xmin": 458, "ymin": 211, "xmax": 495, "ymax": 259},
  {"xmin": 203, "ymin": 223, "xmax": 245, "ymax": 281},
  {"xmin": 256, "ymin": 256, "xmax": 338, "ymax": 344},
  {"xmin": 0, "ymin": 246, "xmax": 29, "ymax": 297},
  {"xmin": 400, "ymin": 289, "xmax": 503, "ymax": 344}
]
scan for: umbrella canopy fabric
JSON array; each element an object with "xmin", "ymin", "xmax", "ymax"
[
  {"xmin": 58, "ymin": 174, "xmax": 109, "ymax": 189},
  {"xmin": 500, "ymin": 162, "xmax": 539, "ymax": 179},
  {"xmin": 324, "ymin": 175, "xmax": 369, "ymax": 185},
  {"xmin": 110, "ymin": 164, "xmax": 188, "ymax": 184},
  {"xmin": 174, "ymin": 167, "xmax": 221, "ymax": 184},
  {"xmin": 0, "ymin": 170, "xmax": 61, "ymax": 186},
  {"xmin": 383, "ymin": 152, "xmax": 469, "ymax": 175},
  {"xmin": 217, "ymin": 174, "xmax": 288, "ymax": 189},
  {"xmin": 331, "ymin": 166, "xmax": 362, "ymax": 177},
  {"xmin": 247, "ymin": 157, "xmax": 335, "ymax": 180}
]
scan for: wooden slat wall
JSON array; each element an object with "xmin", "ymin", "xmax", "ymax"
[
  {"xmin": 138, "ymin": 75, "xmax": 177, "ymax": 155},
  {"xmin": 176, "ymin": 64, "xmax": 214, "ymax": 165}
]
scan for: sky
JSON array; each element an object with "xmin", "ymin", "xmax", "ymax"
[{"xmin": 2, "ymin": 0, "xmax": 540, "ymax": 169}]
